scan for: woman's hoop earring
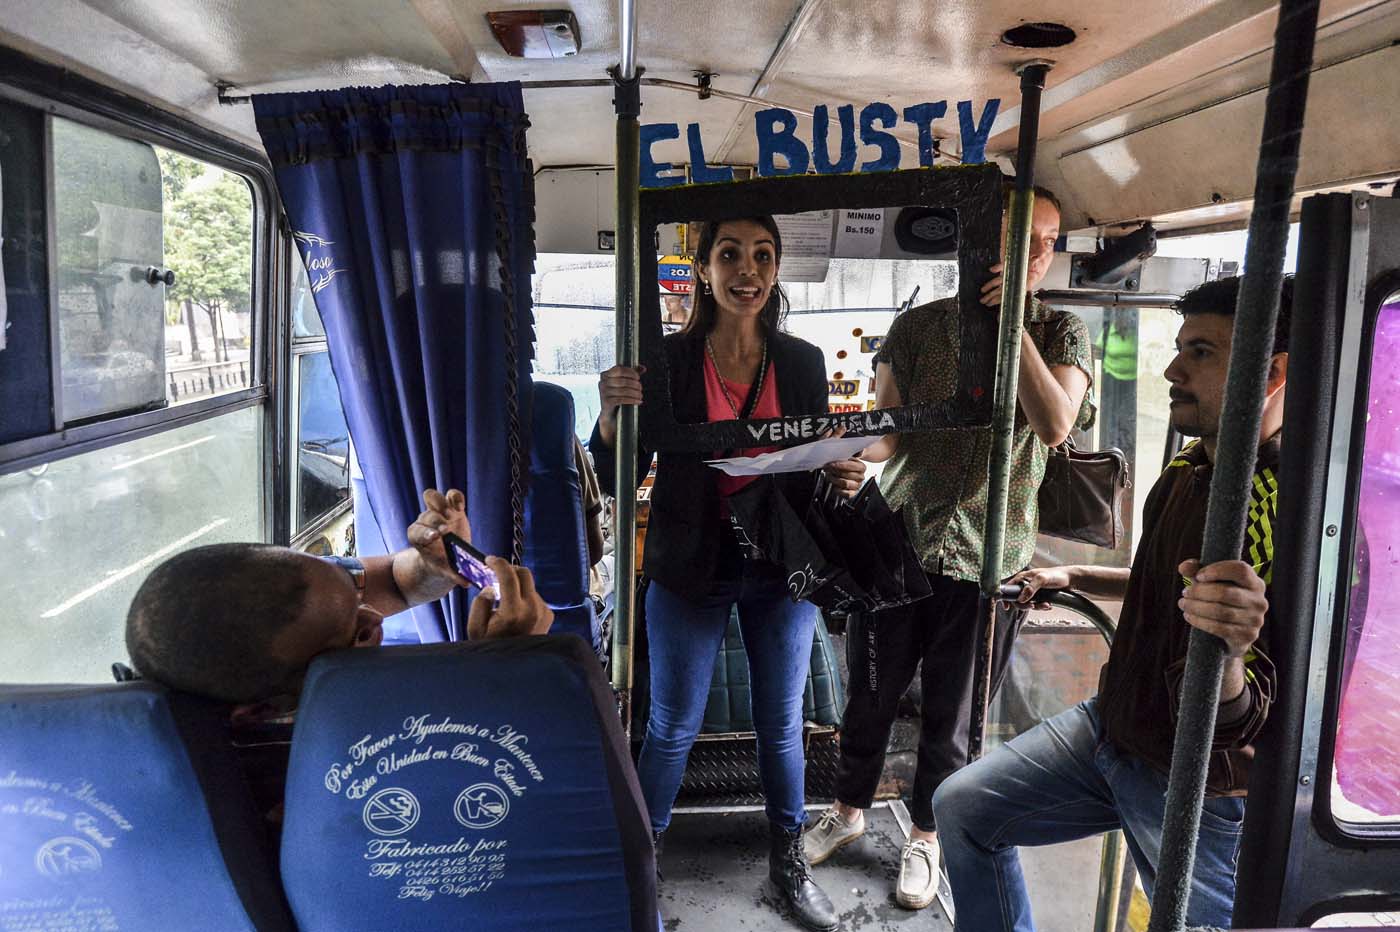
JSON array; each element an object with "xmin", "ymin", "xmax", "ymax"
[{"xmin": 702, "ymin": 280, "xmax": 713, "ymax": 295}]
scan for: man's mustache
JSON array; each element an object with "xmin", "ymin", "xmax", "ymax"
[{"xmin": 1169, "ymin": 391, "xmax": 1197, "ymax": 403}]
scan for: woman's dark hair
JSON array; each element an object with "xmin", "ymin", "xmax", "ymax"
[
  {"xmin": 682, "ymin": 216, "xmax": 790, "ymax": 335},
  {"xmin": 1001, "ymin": 178, "xmax": 1063, "ymax": 216}
]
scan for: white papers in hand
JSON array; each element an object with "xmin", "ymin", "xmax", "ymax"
[{"xmin": 705, "ymin": 435, "xmax": 873, "ymax": 477}]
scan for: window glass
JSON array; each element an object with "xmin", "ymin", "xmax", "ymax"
[
  {"xmin": 0, "ymin": 407, "xmax": 263, "ymax": 683},
  {"xmin": 784, "ymin": 257, "xmax": 954, "ymax": 408},
  {"xmin": 295, "ymin": 351, "xmax": 351, "ymax": 532},
  {"xmin": 1154, "ymin": 224, "xmax": 1300, "ymax": 274},
  {"xmin": 1333, "ymin": 295, "xmax": 1400, "ymax": 827},
  {"xmin": 51, "ymin": 119, "xmax": 253, "ymax": 422},
  {"xmin": 291, "ymin": 250, "xmax": 327, "ymax": 340},
  {"xmin": 533, "ymin": 254, "xmax": 617, "ymax": 440}
]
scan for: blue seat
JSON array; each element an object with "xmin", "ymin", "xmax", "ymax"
[
  {"xmin": 353, "ymin": 380, "xmax": 599, "ymax": 652},
  {"xmin": 279, "ymin": 637, "xmax": 656, "ymax": 931},
  {"xmin": 0, "ymin": 682, "xmax": 294, "ymax": 931},
  {"xmin": 522, "ymin": 381, "xmax": 599, "ymax": 654}
]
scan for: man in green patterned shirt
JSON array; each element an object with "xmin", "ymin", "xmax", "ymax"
[{"xmin": 805, "ymin": 184, "xmax": 1095, "ymax": 911}]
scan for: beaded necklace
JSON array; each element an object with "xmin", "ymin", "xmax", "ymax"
[{"xmin": 705, "ymin": 334, "xmax": 769, "ymax": 419}]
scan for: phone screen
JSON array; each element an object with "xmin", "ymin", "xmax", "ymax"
[{"xmin": 442, "ymin": 533, "xmax": 499, "ymax": 592}]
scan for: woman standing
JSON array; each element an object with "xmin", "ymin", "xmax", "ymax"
[{"xmin": 591, "ymin": 216, "xmax": 862, "ymax": 932}]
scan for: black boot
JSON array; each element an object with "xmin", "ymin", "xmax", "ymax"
[
  {"xmin": 769, "ymin": 822, "xmax": 838, "ymax": 931},
  {"xmin": 652, "ymin": 830, "xmax": 664, "ymax": 881}
]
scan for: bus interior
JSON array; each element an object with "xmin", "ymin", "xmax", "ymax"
[{"xmin": 0, "ymin": 0, "xmax": 1399, "ymax": 930}]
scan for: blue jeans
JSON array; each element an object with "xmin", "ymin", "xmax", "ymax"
[
  {"xmin": 933, "ymin": 698, "xmax": 1245, "ymax": 932},
  {"xmin": 638, "ymin": 565, "xmax": 817, "ymax": 833}
]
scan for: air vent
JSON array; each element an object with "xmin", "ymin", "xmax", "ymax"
[{"xmin": 1001, "ymin": 22, "xmax": 1077, "ymax": 49}]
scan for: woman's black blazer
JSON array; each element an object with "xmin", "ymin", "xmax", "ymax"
[{"xmin": 590, "ymin": 328, "xmax": 829, "ymax": 602}]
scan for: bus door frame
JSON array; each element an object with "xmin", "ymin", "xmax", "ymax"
[{"xmin": 1234, "ymin": 192, "xmax": 1400, "ymax": 927}]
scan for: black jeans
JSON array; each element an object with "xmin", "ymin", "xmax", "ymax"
[{"xmin": 835, "ymin": 572, "xmax": 1026, "ymax": 831}]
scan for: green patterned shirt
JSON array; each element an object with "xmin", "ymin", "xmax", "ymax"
[{"xmin": 876, "ymin": 296, "xmax": 1095, "ymax": 583}]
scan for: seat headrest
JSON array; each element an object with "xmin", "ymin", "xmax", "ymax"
[
  {"xmin": 281, "ymin": 637, "xmax": 654, "ymax": 931},
  {"xmin": 0, "ymin": 682, "xmax": 291, "ymax": 931},
  {"xmin": 524, "ymin": 380, "xmax": 596, "ymax": 650},
  {"xmin": 530, "ymin": 381, "xmax": 576, "ymax": 448}
]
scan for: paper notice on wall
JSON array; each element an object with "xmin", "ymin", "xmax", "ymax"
[
  {"xmin": 774, "ymin": 210, "xmax": 833, "ymax": 282},
  {"xmin": 834, "ymin": 208, "xmax": 886, "ymax": 259}
]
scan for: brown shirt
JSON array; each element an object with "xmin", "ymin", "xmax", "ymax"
[
  {"xmin": 1098, "ymin": 435, "xmax": 1281, "ymax": 796},
  {"xmin": 875, "ymin": 295, "xmax": 1095, "ymax": 582}
]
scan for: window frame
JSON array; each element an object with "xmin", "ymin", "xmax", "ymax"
[
  {"xmin": 1320, "ymin": 266, "xmax": 1400, "ymax": 844},
  {"xmin": 286, "ymin": 241, "xmax": 353, "ymax": 545},
  {"xmin": 0, "ymin": 45, "xmax": 286, "ymax": 545}
]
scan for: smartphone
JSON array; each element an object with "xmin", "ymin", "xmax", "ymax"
[{"xmin": 441, "ymin": 532, "xmax": 499, "ymax": 592}]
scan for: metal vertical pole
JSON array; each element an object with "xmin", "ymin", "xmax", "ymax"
[
  {"xmin": 1147, "ymin": 1, "xmax": 1319, "ymax": 929},
  {"xmin": 609, "ymin": 0, "xmax": 642, "ymax": 723},
  {"xmin": 1093, "ymin": 832, "xmax": 1128, "ymax": 932},
  {"xmin": 969, "ymin": 60, "xmax": 1051, "ymax": 760}
]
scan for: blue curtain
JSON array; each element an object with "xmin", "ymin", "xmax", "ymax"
[{"xmin": 254, "ymin": 84, "xmax": 536, "ymax": 642}]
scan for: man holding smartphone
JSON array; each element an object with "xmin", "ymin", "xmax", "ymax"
[
  {"xmin": 125, "ymin": 487, "xmax": 553, "ymax": 705},
  {"xmin": 123, "ymin": 487, "xmax": 553, "ymax": 829}
]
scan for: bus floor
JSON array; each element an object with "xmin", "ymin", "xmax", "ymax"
[
  {"xmin": 658, "ymin": 799, "xmax": 1115, "ymax": 931},
  {"xmin": 657, "ymin": 802, "xmax": 954, "ymax": 931}
]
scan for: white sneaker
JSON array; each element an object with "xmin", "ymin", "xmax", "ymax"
[
  {"xmin": 895, "ymin": 836, "xmax": 941, "ymax": 909},
  {"xmin": 802, "ymin": 806, "xmax": 865, "ymax": 865}
]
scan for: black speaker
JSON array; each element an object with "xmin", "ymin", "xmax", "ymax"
[{"xmin": 894, "ymin": 206, "xmax": 959, "ymax": 256}]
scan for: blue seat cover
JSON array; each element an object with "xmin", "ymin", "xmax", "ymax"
[
  {"xmin": 280, "ymin": 637, "xmax": 654, "ymax": 931},
  {"xmin": 522, "ymin": 380, "xmax": 599, "ymax": 652},
  {"xmin": 354, "ymin": 380, "xmax": 598, "ymax": 651},
  {"xmin": 0, "ymin": 682, "xmax": 292, "ymax": 931}
]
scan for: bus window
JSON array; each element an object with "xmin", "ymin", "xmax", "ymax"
[
  {"xmin": 291, "ymin": 249, "xmax": 327, "ymax": 340},
  {"xmin": 293, "ymin": 351, "xmax": 350, "ymax": 532},
  {"xmin": 52, "ymin": 121, "xmax": 254, "ymax": 418},
  {"xmin": 0, "ymin": 407, "xmax": 263, "ymax": 684},
  {"xmin": 289, "ymin": 255, "xmax": 351, "ymax": 534},
  {"xmin": 532, "ymin": 254, "xmax": 616, "ymax": 440},
  {"xmin": 1334, "ymin": 293, "xmax": 1400, "ymax": 828},
  {"xmin": 783, "ymin": 257, "xmax": 956, "ymax": 420}
]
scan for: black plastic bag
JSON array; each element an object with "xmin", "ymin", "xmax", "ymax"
[{"xmin": 727, "ymin": 474, "xmax": 931, "ymax": 613}]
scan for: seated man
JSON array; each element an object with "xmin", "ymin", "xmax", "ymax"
[
  {"xmin": 932, "ymin": 275, "xmax": 1290, "ymax": 931},
  {"xmin": 124, "ymin": 488, "xmax": 553, "ymax": 821}
]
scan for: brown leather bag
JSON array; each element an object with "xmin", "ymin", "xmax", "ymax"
[{"xmin": 1037, "ymin": 439, "xmax": 1131, "ymax": 549}]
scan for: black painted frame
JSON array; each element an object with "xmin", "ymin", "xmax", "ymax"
[{"xmin": 636, "ymin": 165, "xmax": 1004, "ymax": 452}]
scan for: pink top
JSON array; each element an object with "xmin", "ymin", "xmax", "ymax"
[{"xmin": 703, "ymin": 354, "xmax": 781, "ymax": 499}]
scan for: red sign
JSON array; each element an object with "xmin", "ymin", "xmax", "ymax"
[
  {"xmin": 829, "ymin": 403, "xmax": 863, "ymax": 413},
  {"xmin": 659, "ymin": 256, "xmax": 693, "ymax": 295}
]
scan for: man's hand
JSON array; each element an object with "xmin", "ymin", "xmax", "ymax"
[
  {"xmin": 467, "ymin": 557, "xmax": 554, "ymax": 640},
  {"xmin": 406, "ymin": 488, "xmax": 471, "ymax": 583},
  {"xmin": 1178, "ymin": 559, "xmax": 1267, "ymax": 658},
  {"xmin": 1003, "ymin": 565, "xmax": 1075, "ymax": 609},
  {"xmin": 822, "ymin": 458, "xmax": 866, "ymax": 496},
  {"xmin": 980, "ymin": 262, "xmax": 1007, "ymax": 308}
]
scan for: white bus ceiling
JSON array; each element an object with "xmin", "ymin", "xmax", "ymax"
[{"xmin": 3, "ymin": 0, "xmax": 1397, "ymax": 234}]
